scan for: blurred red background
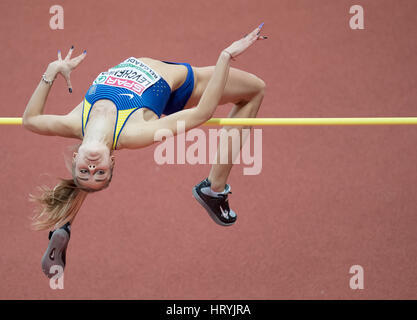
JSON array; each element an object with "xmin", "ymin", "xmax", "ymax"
[{"xmin": 0, "ymin": 0, "xmax": 416, "ymax": 299}]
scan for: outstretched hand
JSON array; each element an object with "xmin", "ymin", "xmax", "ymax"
[
  {"xmin": 48, "ymin": 46, "xmax": 87, "ymax": 93},
  {"xmin": 223, "ymin": 23, "xmax": 267, "ymax": 60}
]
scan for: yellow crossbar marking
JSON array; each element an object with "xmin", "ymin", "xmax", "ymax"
[
  {"xmin": 204, "ymin": 117, "xmax": 417, "ymax": 126},
  {"xmin": 2, "ymin": 117, "xmax": 417, "ymax": 126}
]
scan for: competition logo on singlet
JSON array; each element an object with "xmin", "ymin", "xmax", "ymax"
[{"xmin": 92, "ymin": 57, "xmax": 161, "ymax": 96}]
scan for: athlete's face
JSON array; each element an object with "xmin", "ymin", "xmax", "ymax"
[{"xmin": 72, "ymin": 144, "xmax": 114, "ymax": 190}]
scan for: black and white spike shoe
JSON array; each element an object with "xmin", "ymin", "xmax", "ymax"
[
  {"xmin": 41, "ymin": 222, "xmax": 71, "ymax": 279},
  {"xmin": 192, "ymin": 178, "xmax": 237, "ymax": 226}
]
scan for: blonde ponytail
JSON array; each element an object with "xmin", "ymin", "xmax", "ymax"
[{"xmin": 30, "ymin": 178, "xmax": 88, "ymax": 231}]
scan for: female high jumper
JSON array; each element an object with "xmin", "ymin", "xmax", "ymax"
[{"xmin": 23, "ymin": 24, "xmax": 267, "ymax": 277}]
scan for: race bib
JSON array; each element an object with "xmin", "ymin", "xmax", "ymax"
[{"xmin": 92, "ymin": 57, "xmax": 161, "ymax": 96}]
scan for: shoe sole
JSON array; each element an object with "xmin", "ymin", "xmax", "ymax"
[
  {"xmin": 192, "ymin": 186, "xmax": 236, "ymax": 227},
  {"xmin": 41, "ymin": 229, "xmax": 69, "ymax": 279}
]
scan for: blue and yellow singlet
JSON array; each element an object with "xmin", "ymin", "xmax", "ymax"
[{"xmin": 82, "ymin": 57, "xmax": 195, "ymax": 150}]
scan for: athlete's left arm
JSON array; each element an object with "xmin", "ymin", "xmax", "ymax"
[
  {"xmin": 23, "ymin": 101, "xmax": 83, "ymax": 138},
  {"xmin": 23, "ymin": 47, "xmax": 86, "ymax": 138}
]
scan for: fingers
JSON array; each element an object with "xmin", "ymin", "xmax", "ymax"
[
  {"xmin": 243, "ymin": 23, "xmax": 264, "ymax": 43},
  {"xmin": 247, "ymin": 29, "xmax": 258, "ymax": 41},
  {"xmin": 65, "ymin": 75, "xmax": 73, "ymax": 93},
  {"xmin": 254, "ymin": 22, "xmax": 268, "ymax": 41},
  {"xmin": 57, "ymin": 46, "xmax": 86, "ymax": 93},
  {"xmin": 71, "ymin": 50, "xmax": 87, "ymax": 67},
  {"xmin": 249, "ymin": 22, "xmax": 264, "ymax": 37},
  {"xmin": 65, "ymin": 45, "xmax": 74, "ymax": 60},
  {"xmin": 57, "ymin": 46, "xmax": 86, "ymax": 63}
]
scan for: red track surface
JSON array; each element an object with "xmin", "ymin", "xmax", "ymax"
[{"xmin": 1, "ymin": 0, "xmax": 417, "ymax": 299}]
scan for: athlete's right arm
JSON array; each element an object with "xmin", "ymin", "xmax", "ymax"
[
  {"xmin": 22, "ymin": 47, "xmax": 86, "ymax": 137},
  {"xmin": 121, "ymin": 51, "xmax": 232, "ymax": 149},
  {"xmin": 122, "ymin": 24, "xmax": 267, "ymax": 149}
]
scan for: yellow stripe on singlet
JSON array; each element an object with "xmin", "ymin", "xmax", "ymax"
[
  {"xmin": 82, "ymin": 99, "xmax": 92, "ymax": 133},
  {"xmin": 112, "ymin": 108, "xmax": 138, "ymax": 149},
  {"xmin": 82, "ymin": 98, "xmax": 138, "ymax": 150}
]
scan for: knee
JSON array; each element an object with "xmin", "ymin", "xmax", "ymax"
[
  {"xmin": 239, "ymin": 77, "xmax": 265, "ymax": 105},
  {"xmin": 252, "ymin": 76, "xmax": 266, "ymax": 98},
  {"xmin": 257, "ymin": 78, "xmax": 266, "ymax": 94}
]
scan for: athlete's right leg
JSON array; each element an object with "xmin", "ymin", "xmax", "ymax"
[
  {"xmin": 189, "ymin": 65, "xmax": 265, "ymax": 226},
  {"xmin": 187, "ymin": 65, "xmax": 265, "ymax": 191}
]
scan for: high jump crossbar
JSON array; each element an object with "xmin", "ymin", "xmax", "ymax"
[{"xmin": 1, "ymin": 117, "xmax": 417, "ymax": 126}]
